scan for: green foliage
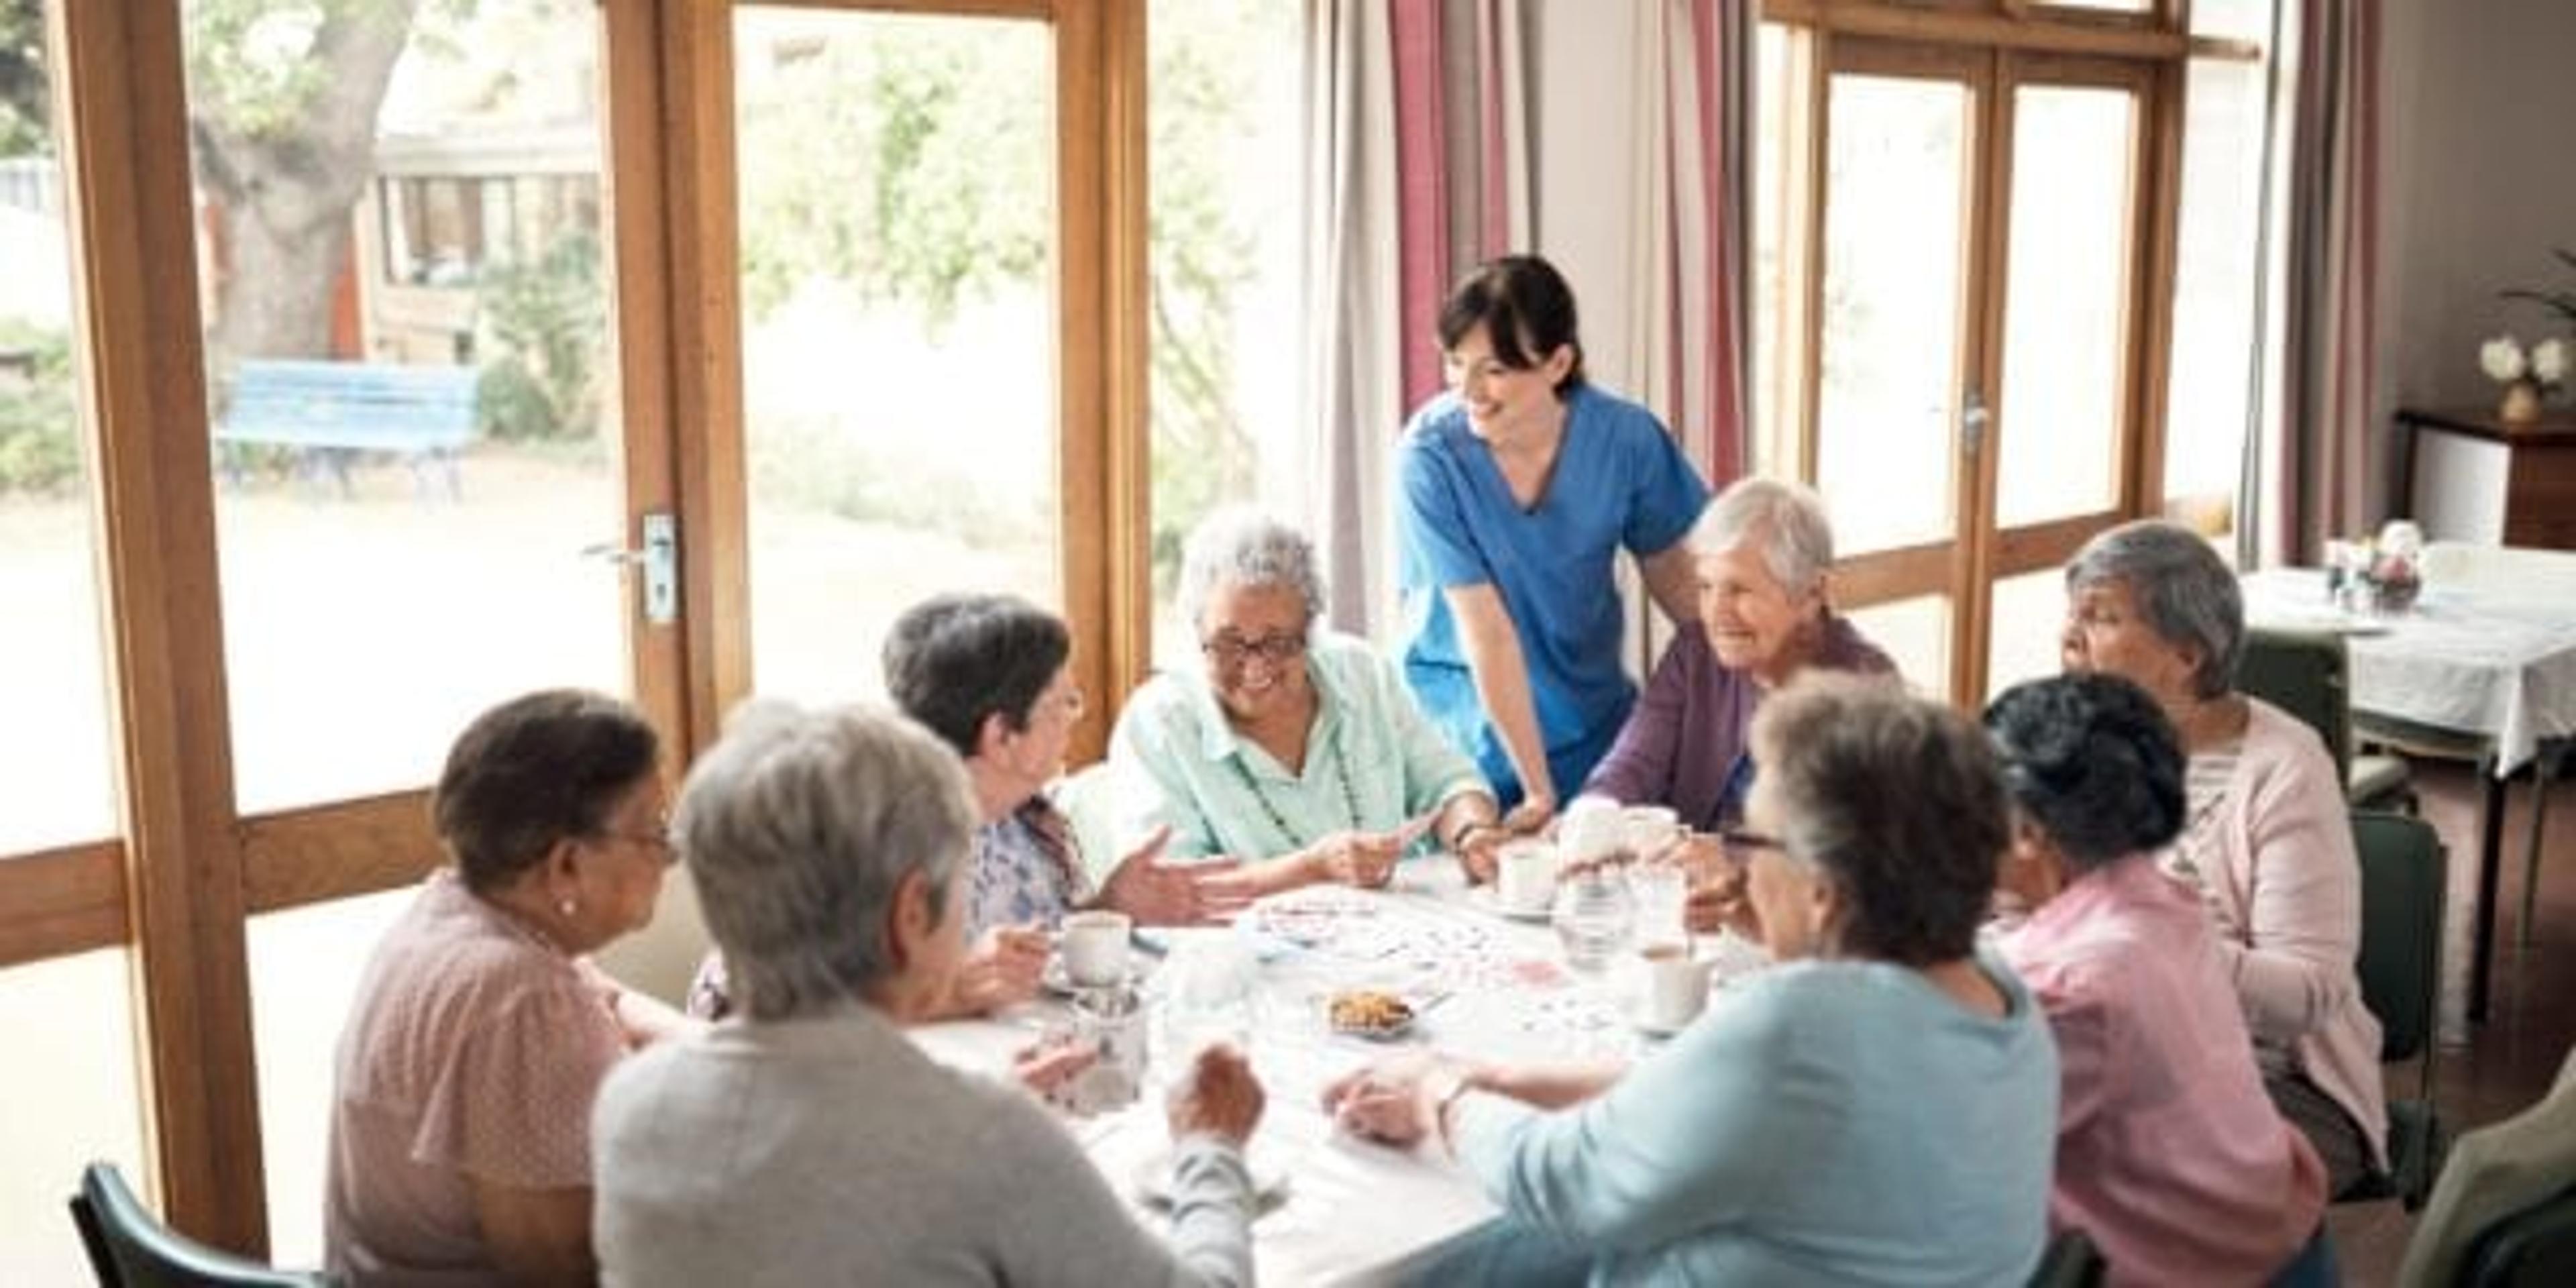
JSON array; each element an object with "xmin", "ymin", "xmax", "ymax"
[
  {"xmin": 0, "ymin": 321, "xmax": 80, "ymax": 495},
  {"xmin": 0, "ymin": 0, "xmax": 46, "ymax": 156},
  {"xmin": 736, "ymin": 24, "xmax": 1049, "ymax": 329},
  {"xmin": 474, "ymin": 229, "xmax": 604, "ymax": 439},
  {"xmin": 2500, "ymin": 247, "xmax": 2576, "ymax": 329}
]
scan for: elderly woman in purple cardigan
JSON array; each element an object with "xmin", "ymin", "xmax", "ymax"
[{"xmin": 1578, "ymin": 478, "xmax": 1893, "ymax": 828}]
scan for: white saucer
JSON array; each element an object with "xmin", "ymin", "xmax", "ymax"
[
  {"xmin": 1467, "ymin": 886, "xmax": 1554, "ymax": 923},
  {"xmin": 1631, "ymin": 1011, "xmax": 1701, "ymax": 1039},
  {"xmin": 1133, "ymin": 1146, "xmax": 1291, "ymax": 1213},
  {"xmin": 1042, "ymin": 959, "xmax": 1142, "ymax": 997}
]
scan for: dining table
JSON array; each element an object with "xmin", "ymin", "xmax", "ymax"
[
  {"xmin": 2240, "ymin": 566, "xmax": 2576, "ymax": 1026},
  {"xmin": 908, "ymin": 859, "xmax": 1767, "ymax": 1285}
]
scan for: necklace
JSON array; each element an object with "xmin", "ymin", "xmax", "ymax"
[{"xmin": 1228, "ymin": 721, "xmax": 1365, "ymax": 852}]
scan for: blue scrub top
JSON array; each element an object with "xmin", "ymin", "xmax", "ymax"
[{"xmin": 1394, "ymin": 384, "xmax": 1709, "ymax": 803}]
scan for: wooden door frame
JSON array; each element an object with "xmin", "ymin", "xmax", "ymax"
[
  {"xmin": 1807, "ymin": 36, "xmax": 1998, "ymax": 701},
  {"xmin": 672, "ymin": 0, "xmax": 1147, "ymax": 765}
]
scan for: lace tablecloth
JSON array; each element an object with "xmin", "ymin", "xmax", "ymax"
[{"xmin": 911, "ymin": 861, "xmax": 1766, "ymax": 1285}]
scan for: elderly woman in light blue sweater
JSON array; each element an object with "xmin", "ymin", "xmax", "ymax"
[{"xmin": 1328, "ymin": 676, "xmax": 2059, "ymax": 1286}]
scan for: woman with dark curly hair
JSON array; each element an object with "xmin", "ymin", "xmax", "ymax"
[
  {"xmin": 1324, "ymin": 674, "xmax": 2057, "ymax": 1285},
  {"xmin": 1988, "ymin": 673, "xmax": 2332, "ymax": 1287}
]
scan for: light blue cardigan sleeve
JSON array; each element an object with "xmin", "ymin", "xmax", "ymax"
[{"xmin": 1450, "ymin": 977, "xmax": 1805, "ymax": 1251}]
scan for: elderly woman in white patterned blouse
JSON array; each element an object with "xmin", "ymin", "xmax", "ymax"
[{"xmin": 689, "ymin": 594, "xmax": 1258, "ymax": 1020}]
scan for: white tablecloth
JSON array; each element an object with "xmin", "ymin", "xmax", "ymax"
[
  {"xmin": 2241, "ymin": 568, "xmax": 2576, "ymax": 775},
  {"xmin": 910, "ymin": 862, "xmax": 1766, "ymax": 1285}
]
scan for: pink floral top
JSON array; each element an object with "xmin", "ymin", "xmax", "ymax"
[{"xmin": 325, "ymin": 869, "xmax": 627, "ymax": 1285}]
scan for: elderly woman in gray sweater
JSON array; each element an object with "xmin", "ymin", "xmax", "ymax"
[{"xmin": 593, "ymin": 702, "xmax": 1266, "ymax": 1287}]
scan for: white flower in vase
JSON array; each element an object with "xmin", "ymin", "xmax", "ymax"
[
  {"xmin": 2482, "ymin": 336, "xmax": 2531, "ymax": 382},
  {"xmin": 2534, "ymin": 337, "xmax": 2570, "ymax": 387}
]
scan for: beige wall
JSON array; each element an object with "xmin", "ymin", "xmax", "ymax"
[{"xmin": 2380, "ymin": 0, "xmax": 2576, "ymax": 506}]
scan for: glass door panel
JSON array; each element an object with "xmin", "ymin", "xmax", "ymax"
[
  {"xmin": 736, "ymin": 7, "xmax": 1061, "ymax": 704},
  {"xmin": 0, "ymin": 950, "xmax": 148, "ymax": 1282},
  {"xmin": 1994, "ymin": 83, "xmax": 2138, "ymax": 528},
  {"xmin": 1984, "ymin": 568, "xmax": 2072, "ymax": 700},
  {"xmin": 250, "ymin": 888, "xmax": 415, "ymax": 1268},
  {"xmin": 2164, "ymin": 56, "xmax": 2271, "ymax": 531},
  {"xmin": 182, "ymin": 0, "xmax": 631, "ymax": 812},
  {"xmin": 0, "ymin": 5, "xmax": 117, "ymax": 856},
  {"xmin": 1815, "ymin": 72, "xmax": 1975, "ymax": 558},
  {"xmin": 1845, "ymin": 594, "xmax": 1953, "ymax": 704}
]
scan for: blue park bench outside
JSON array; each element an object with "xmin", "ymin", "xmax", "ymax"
[{"xmin": 213, "ymin": 359, "xmax": 480, "ymax": 500}]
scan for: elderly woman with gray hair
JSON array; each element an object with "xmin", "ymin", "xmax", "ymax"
[
  {"xmin": 1581, "ymin": 477, "xmax": 1892, "ymax": 833},
  {"xmin": 2059, "ymin": 518, "xmax": 2386, "ymax": 1196},
  {"xmin": 1110, "ymin": 507, "xmax": 1511, "ymax": 888},
  {"xmin": 593, "ymin": 702, "xmax": 1267, "ymax": 1287},
  {"xmin": 1326, "ymin": 676, "xmax": 2057, "ymax": 1284}
]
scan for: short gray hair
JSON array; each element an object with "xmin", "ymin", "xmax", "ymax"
[
  {"xmin": 1176, "ymin": 506, "xmax": 1326, "ymax": 631},
  {"xmin": 2065, "ymin": 519, "xmax": 2243, "ymax": 700},
  {"xmin": 675, "ymin": 700, "xmax": 975, "ymax": 1022},
  {"xmin": 1687, "ymin": 477, "xmax": 1835, "ymax": 594}
]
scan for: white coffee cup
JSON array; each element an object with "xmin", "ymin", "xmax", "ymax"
[
  {"xmin": 1495, "ymin": 838, "xmax": 1559, "ymax": 915},
  {"xmin": 1060, "ymin": 910, "xmax": 1133, "ymax": 987},
  {"xmin": 1635, "ymin": 943, "xmax": 1715, "ymax": 1031},
  {"xmin": 1621, "ymin": 805, "xmax": 1684, "ymax": 861},
  {"xmin": 1558, "ymin": 796, "xmax": 1625, "ymax": 864}
]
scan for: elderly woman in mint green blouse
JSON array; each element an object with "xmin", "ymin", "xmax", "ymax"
[{"xmin": 1108, "ymin": 508, "xmax": 1510, "ymax": 893}]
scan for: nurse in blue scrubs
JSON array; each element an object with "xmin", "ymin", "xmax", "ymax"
[{"xmin": 1395, "ymin": 254, "xmax": 1709, "ymax": 851}]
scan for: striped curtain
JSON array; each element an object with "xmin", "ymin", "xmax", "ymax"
[
  {"xmin": 2253, "ymin": 0, "xmax": 2381, "ymax": 566},
  {"xmin": 1302, "ymin": 0, "xmax": 1530, "ymax": 639},
  {"xmin": 1615, "ymin": 0, "xmax": 1752, "ymax": 487}
]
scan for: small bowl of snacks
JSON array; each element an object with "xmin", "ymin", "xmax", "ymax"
[{"xmin": 1326, "ymin": 989, "xmax": 1417, "ymax": 1042}]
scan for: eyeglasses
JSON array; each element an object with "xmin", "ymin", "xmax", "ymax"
[
  {"xmin": 1200, "ymin": 631, "xmax": 1308, "ymax": 669},
  {"xmin": 1715, "ymin": 828, "xmax": 1785, "ymax": 857},
  {"xmin": 594, "ymin": 822, "xmax": 678, "ymax": 865}
]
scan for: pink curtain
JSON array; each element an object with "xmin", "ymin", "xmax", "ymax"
[{"xmin": 2258, "ymin": 0, "xmax": 2381, "ymax": 566}]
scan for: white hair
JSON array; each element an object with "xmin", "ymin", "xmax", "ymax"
[
  {"xmin": 675, "ymin": 700, "xmax": 975, "ymax": 1021},
  {"xmin": 1176, "ymin": 506, "xmax": 1326, "ymax": 631},
  {"xmin": 1687, "ymin": 477, "xmax": 1836, "ymax": 594}
]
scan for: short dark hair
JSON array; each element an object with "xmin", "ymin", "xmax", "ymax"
[
  {"xmin": 1750, "ymin": 674, "xmax": 2007, "ymax": 967},
  {"xmin": 1437, "ymin": 254, "xmax": 1587, "ymax": 394},
  {"xmin": 1982, "ymin": 673, "xmax": 2187, "ymax": 872},
  {"xmin": 433, "ymin": 689, "xmax": 661, "ymax": 893},
  {"xmin": 881, "ymin": 594, "xmax": 1071, "ymax": 759}
]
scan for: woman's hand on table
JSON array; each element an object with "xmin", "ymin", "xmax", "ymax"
[
  {"xmin": 1305, "ymin": 830, "xmax": 1405, "ymax": 890},
  {"xmin": 1322, "ymin": 1053, "xmax": 1467, "ymax": 1147},
  {"xmin": 1167, "ymin": 1042, "xmax": 1267, "ymax": 1146},
  {"xmin": 951, "ymin": 924, "xmax": 1051, "ymax": 1014},
  {"xmin": 1679, "ymin": 839, "xmax": 1758, "ymax": 939},
  {"xmin": 1500, "ymin": 792, "xmax": 1556, "ymax": 839},
  {"xmin": 1011, "ymin": 1034, "xmax": 1098, "ymax": 1099}
]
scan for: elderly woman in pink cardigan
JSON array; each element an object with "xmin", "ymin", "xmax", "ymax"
[{"xmin": 2059, "ymin": 519, "xmax": 2387, "ymax": 1196}]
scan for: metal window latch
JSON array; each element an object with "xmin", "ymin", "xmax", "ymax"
[
  {"xmin": 1962, "ymin": 390, "xmax": 1990, "ymax": 457},
  {"xmin": 582, "ymin": 512, "xmax": 680, "ymax": 625}
]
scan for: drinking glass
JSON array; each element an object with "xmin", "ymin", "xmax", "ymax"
[{"xmin": 1552, "ymin": 866, "xmax": 1635, "ymax": 977}]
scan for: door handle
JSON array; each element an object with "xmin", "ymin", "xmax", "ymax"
[{"xmin": 583, "ymin": 512, "xmax": 680, "ymax": 625}]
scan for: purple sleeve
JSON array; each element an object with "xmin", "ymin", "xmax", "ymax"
[{"xmin": 1582, "ymin": 632, "xmax": 1696, "ymax": 806}]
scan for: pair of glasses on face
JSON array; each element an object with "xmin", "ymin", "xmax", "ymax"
[
  {"xmin": 1714, "ymin": 828, "xmax": 1784, "ymax": 857},
  {"xmin": 1201, "ymin": 631, "xmax": 1308, "ymax": 669},
  {"xmin": 594, "ymin": 820, "xmax": 678, "ymax": 865}
]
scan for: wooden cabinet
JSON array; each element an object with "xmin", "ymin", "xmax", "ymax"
[{"xmin": 2401, "ymin": 407, "xmax": 2576, "ymax": 549}]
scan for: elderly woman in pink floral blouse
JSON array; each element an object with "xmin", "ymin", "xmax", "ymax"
[
  {"xmin": 327, "ymin": 690, "xmax": 696, "ymax": 1285},
  {"xmin": 688, "ymin": 594, "xmax": 1258, "ymax": 1020}
]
